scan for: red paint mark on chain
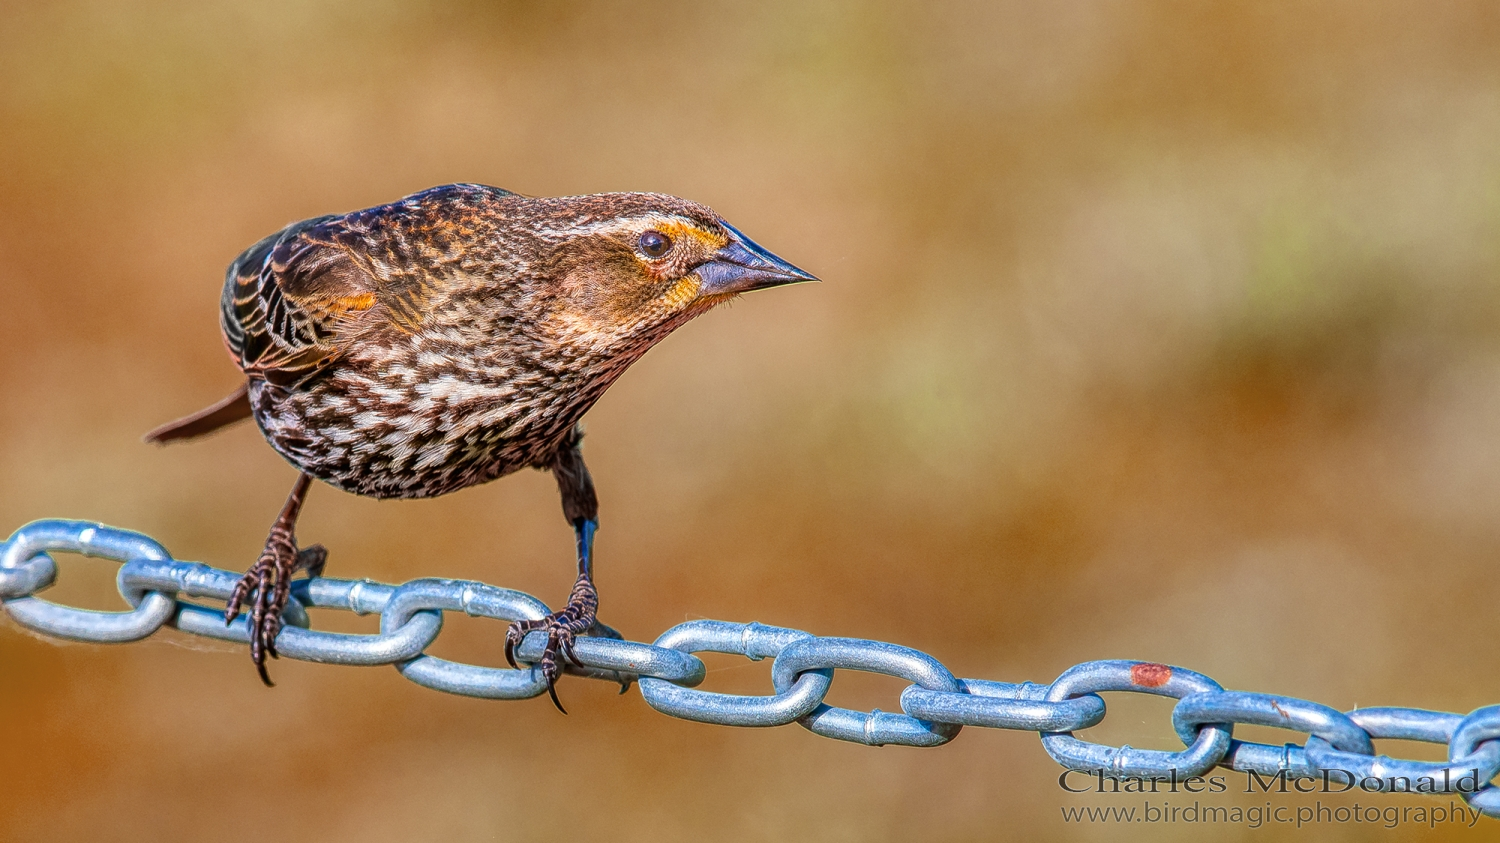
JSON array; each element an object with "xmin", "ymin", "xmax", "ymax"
[{"xmin": 1131, "ymin": 663, "xmax": 1172, "ymax": 688}]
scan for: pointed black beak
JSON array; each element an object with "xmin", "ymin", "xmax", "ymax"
[{"xmin": 696, "ymin": 220, "xmax": 819, "ymax": 296}]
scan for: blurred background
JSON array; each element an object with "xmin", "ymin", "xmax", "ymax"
[{"xmin": 3, "ymin": 1, "xmax": 1500, "ymax": 840}]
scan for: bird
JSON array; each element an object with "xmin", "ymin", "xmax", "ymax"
[{"xmin": 145, "ymin": 183, "xmax": 815, "ymax": 710}]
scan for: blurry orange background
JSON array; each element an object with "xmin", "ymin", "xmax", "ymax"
[{"xmin": 4, "ymin": 2, "xmax": 1500, "ymax": 840}]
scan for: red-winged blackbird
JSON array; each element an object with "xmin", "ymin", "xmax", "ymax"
[{"xmin": 147, "ymin": 184, "xmax": 815, "ymax": 709}]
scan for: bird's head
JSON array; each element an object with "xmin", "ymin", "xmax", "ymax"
[{"xmin": 527, "ymin": 192, "xmax": 817, "ymax": 350}]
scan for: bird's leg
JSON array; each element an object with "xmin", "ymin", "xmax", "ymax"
[
  {"xmin": 225, "ymin": 472, "xmax": 324, "ymax": 686},
  {"xmin": 505, "ymin": 425, "xmax": 621, "ymax": 712},
  {"xmin": 505, "ymin": 519, "xmax": 602, "ymax": 711}
]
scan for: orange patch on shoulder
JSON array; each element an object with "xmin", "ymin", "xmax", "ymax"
[{"xmin": 339, "ymin": 292, "xmax": 377, "ymax": 311}]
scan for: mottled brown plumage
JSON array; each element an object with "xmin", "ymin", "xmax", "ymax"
[{"xmin": 148, "ymin": 183, "xmax": 815, "ymax": 706}]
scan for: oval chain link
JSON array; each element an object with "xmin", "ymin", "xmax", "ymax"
[
  {"xmin": 639, "ymin": 620, "xmax": 830, "ymax": 727},
  {"xmin": 1040, "ymin": 660, "xmax": 1233, "ymax": 779},
  {"xmin": 771, "ymin": 636, "xmax": 963, "ymax": 747}
]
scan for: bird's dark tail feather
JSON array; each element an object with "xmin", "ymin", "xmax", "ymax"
[{"xmin": 144, "ymin": 382, "xmax": 252, "ymax": 444}]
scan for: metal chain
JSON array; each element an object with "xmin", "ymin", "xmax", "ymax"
[{"xmin": 6, "ymin": 519, "xmax": 1500, "ymax": 818}]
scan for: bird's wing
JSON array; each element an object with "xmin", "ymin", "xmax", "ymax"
[
  {"xmin": 220, "ymin": 215, "xmax": 423, "ymax": 385},
  {"xmin": 222, "ymin": 185, "xmax": 520, "ymax": 384}
]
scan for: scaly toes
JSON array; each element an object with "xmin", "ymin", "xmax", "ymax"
[
  {"xmin": 556, "ymin": 627, "xmax": 580, "ymax": 668},
  {"xmin": 541, "ymin": 627, "xmax": 571, "ymax": 714},
  {"xmin": 504, "ymin": 618, "xmax": 543, "ymax": 669},
  {"xmin": 224, "ymin": 559, "xmax": 267, "ymax": 625},
  {"xmin": 251, "ymin": 603, "xmax": 284, "ymax": 685},
  {"xmin": 246, "ymin": 569, "xmax": 277, "ymax": 684}
]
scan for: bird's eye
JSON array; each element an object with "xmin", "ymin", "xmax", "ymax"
[{"xmin": 639, "ymin": 230, "xmax": 672, "ymax": 259}]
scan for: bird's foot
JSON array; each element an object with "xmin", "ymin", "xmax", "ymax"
[
  {"xmin": 225, "ymin": 538, "xmax": 326, "ymax": 686},
  {"xmin": 503, "ymin": 575, "xmax": 609, "ymax": 713}
]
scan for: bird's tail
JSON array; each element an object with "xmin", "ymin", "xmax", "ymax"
[{"xmin": 144, "ymin": 382, "xmax": 252, "ymax": 444}]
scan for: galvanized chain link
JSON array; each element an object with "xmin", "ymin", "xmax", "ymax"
[{"xmin": 6, "ymin": 519, "xmax": 1500, "ymax": 817}]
